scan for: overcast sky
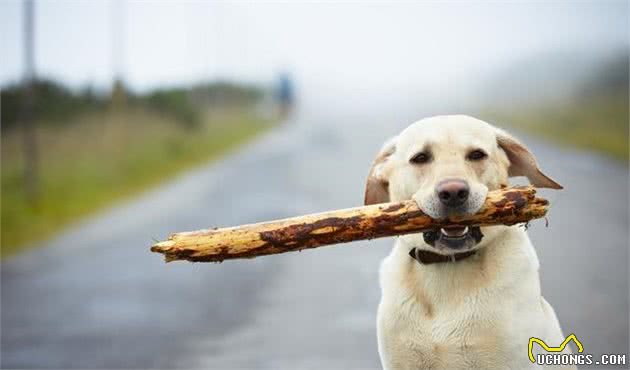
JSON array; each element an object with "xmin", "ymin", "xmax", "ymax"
[{"xmin": 1, "ymin": 0, "xmax": 627, "ymax": 94}]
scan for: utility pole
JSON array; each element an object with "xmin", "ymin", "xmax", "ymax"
[
  {"xmin": 21, "ymin": 0, "xmax": 39, "ymax": 204},
  {"xmin": 110, "ymin": 0, "xmax": 126, "ymax": 108}
]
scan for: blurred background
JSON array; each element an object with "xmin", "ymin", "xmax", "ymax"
[{"xmin": 1, "ymin": 1, "xmax": 628, "ymax": 369}]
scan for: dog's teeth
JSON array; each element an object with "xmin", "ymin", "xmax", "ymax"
[{"xmin": 440, "ymin": 226, "xmax": 469, "ymax": 237}]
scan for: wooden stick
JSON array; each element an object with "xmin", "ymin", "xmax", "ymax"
[{"xmin": 151, "ymin": 186, "xmax": 548, "ymax": 263}]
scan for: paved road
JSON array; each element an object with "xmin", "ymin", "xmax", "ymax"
[{"xmin": 2, "ymin": 101, "xmax": 628, "ymax": 369}]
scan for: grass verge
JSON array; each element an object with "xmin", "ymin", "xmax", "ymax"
[
  {"xmin": 1, "ymin": 107, "xmax": 273, "ymax": 257},
  {"xmin": 479, "ymin": 92, "xmax": 628, "ymax": 162}
]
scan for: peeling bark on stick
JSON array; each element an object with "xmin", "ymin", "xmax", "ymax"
[{"xmin": 151, "ymin": 186, "xmax": 549, "ymax": 263}]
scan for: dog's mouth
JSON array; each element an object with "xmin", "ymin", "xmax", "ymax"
[{"xmin": 423, "ymin": 226, "xmax": 483, "ymax": 251}]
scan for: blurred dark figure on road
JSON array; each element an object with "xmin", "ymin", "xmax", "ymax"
[{"xmin": 275, "ymin": 71, "xmax": 294, "ymax": 120}]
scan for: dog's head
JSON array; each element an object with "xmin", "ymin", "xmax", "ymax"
[{"xmin": 364, "ymin": 115, "xmax": 562, "ymax": 254}]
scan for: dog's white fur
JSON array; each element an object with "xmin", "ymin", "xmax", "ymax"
[{"xmin": 365, "ymin": 115, "xmax": 572, "ymax": 369}]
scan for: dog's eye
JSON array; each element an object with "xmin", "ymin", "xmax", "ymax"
[
  {"xmin": 410, "ymin": 152, "xmax": 432, "ymax": 164},
  {"xmin": 467, "ymin": 149, "xmax": 487, "ymax": 161}
]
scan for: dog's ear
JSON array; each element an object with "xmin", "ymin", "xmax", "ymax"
[
  {"xmin": 495, "ymin": 128, "xmax": 562, "ymax": 189},
  {"xmin": 365, "ymin": 137, "xmax": 397, "ymax": 205}
]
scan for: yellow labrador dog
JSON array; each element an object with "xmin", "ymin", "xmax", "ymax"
[{"xmin": 365, "ymin": 115, "xmax": 571, "ymax": 369}]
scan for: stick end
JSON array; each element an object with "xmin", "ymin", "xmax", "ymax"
[{"xmin": 151, "ymin": 240, "xmax": 177, "ymax": 263}]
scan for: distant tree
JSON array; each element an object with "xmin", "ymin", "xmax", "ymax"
[
  {"xmin": 580, "ymin": 52, "xmax": 629, "ymax": 98},
  {"xmin": 1, "ymin": 80, "xmax": 105, "ymax": 130}
]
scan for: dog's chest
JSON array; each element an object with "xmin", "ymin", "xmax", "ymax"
[
  {"xmin": 379, "ymin": 299, "xmax": 525, "ymax": 369},
  {"xmin": 377, "ymin": 259, "xmax": 538, "ymax": 369}
]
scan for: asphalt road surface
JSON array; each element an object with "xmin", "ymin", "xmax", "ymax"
[{"xmin": 2, "ymin": 101, "xmax": 628, "ymax": 369}]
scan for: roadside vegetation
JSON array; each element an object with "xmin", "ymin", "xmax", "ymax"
[
  {"xmin": 2, "ymin": 80, "xmax": 275, "ymax": 256},
  {"xmin": 480, "ymin": 54, "xmax": 628, "ymax": 162}
]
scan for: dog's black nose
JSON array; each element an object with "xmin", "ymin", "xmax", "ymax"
[{"xmin": 436, "ymin": 179, "xmax": 470, "ymax": 208}]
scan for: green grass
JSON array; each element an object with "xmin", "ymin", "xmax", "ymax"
[
  {"xmin": 480, "ymin": 92, "xmax": 628, "ymax": 162},
  {"xmin": 1, "ymin": 107, "xmax": 273, "ymax": 257}
]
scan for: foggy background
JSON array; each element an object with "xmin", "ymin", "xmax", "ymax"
[
  {"xmin": 1, "ymin": 1, "xmax": 628, "ymax": 369},
  {"xmin": 2, "ymin": 1, "xmax": 626, "ymax": 101}
]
